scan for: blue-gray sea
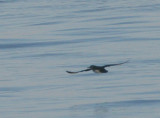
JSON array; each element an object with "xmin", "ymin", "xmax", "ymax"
[{"xmin": 0, "ymin": 0, "xmax": 160, "ymax": 118}]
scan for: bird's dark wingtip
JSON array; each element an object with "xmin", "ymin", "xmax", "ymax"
[
  {"xmin": 66, "ymin": 71, "xmax": 78, "ymax": 74},
  {"xmin": 125, "ymin": 60, "xmax": 130, "ymax": 63},
  {"xmin": 66, "ymin": 71, "xmax": 71, "ymax": 73}
]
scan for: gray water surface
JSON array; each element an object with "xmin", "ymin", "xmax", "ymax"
[{"xmin": 0, "ymin": 0, "xmax": 160, "ymax": 118}]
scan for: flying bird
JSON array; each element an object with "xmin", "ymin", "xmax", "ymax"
[{"xmin": 66, "ymin": 60, "xmax": 129, "ymax": 74}]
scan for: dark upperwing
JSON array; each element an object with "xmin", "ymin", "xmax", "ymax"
[
  {"xmin": 103, "ymin": 60, "xmax": 129, "ymax": 68},
  {"xmin": 66, "ymin": 68, "xmax": 91, "ymax": 74}
]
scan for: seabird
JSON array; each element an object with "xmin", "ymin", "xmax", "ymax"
[{"xmin": 66, "ymin": 60, "xmax": 129, "ymax": 74}]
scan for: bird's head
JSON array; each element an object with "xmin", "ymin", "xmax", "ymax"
[{"xmin": 88, "ymin": 65, "xmax": 96, "ymax": 69}]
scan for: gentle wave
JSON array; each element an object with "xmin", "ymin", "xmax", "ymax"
[
  {"xmin": 0, "ymin": 40, "xmax": 78, "ymax": 49},
  {"xmin": 71, "ymin": 99, "xmax": 160, "ymax": 110}
]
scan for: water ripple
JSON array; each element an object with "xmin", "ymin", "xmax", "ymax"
[
  {"xmin": 71, "ymin": 99, "xmax": 160, "ymax": 110},
  {"xmin": 0, "ymin": 40, "xmax": 78, "ymax": 49},
  {"xmin": 31, "ymin": 21, "xmax": 63, "ymax": 26}
]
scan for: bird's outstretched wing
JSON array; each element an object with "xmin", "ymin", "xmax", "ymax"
[
  {"xmin": 66, "ymin": 68, "xmax": 91, "ymax": 74},
  {"xmin": 103, "ymin": 60, "xmax": 129, "ymax": 68}
]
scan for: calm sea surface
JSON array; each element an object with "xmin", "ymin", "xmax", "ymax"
[{"xmin": 0, "ymin": 0, "xmax": 160, "ymax": 118}]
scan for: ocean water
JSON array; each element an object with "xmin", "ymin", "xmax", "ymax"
[{"xmin": 0, "ymin": 0, "xmax": 160, "ymax": 118}]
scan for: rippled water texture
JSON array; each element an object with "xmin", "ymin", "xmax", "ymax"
[{"xmin": 0, "ymin": 0, "xmax": 160, "ymax": 118}]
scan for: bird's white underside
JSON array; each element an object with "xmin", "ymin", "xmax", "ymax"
[{"xmin": 93, "ymin": 69, "xmax": 101, "ymax": 73}]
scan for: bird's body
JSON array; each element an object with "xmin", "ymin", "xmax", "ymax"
[
  {"xmin": 66, "ymin": 60, "xmax": 129, "ymax": 74},
  {"xmin": 89, "ymin": 65, "xmax": 108, "ymax": 73}
]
